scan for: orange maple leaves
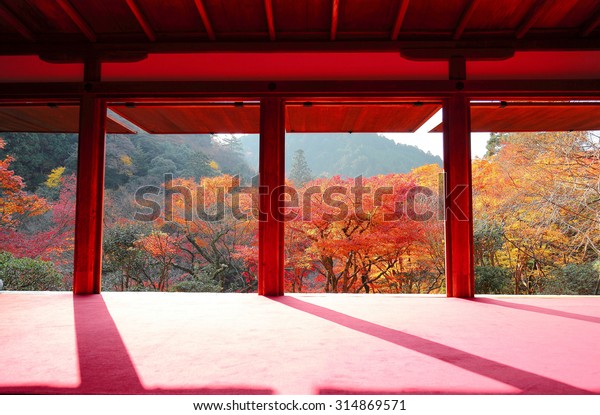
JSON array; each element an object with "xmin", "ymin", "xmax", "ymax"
[{"xmin": 0, "ymin": 138, "xmax": 48, "ymax": 228}]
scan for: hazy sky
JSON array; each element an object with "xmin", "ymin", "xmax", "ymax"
[{"xmin": 383, "ymin": 109, "xmax": 489, "ymax": 159}]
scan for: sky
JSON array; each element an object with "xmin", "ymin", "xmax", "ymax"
[{"xmin": 383, "ymin": 109, "xmax": 490, "ymax": 159}]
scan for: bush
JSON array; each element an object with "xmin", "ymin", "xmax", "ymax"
[
  {"xmin": 542, "ymin": 263, "xmax": 599, "ymax": 295},
  {"xmin": 0, "ymin": 251, "xmax": 64, "ymax": 290},
  {"xmin": 170, "ymin": 264, "xmax": 223, "ymax": 292},
  {"xmin": 475, "ymin": 266, "xmax": 512, "ymax": 294}
]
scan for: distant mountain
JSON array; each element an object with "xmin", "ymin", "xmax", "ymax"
[{"xmin": 239, "ymin": 133, "xmax": 441, "ymax": 178}]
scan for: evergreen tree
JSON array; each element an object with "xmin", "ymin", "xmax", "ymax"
[
  {"xmin": 289, "ymin": 149, "xmax": 313, "ymax": 186},
  {"xmin": 0, "ymin": 133, "xmax": 78, "ymax": 191},
  {"xmin": 485, "ymin": 133, "xmax": 507, "ymax": 157},
  {"xmin": 182, "ymin": 150, "xmax": 216, "ymax": 180}
]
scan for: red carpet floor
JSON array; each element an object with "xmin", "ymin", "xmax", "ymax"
[{"xmin": 0, "ymin": 292, "xmax": 599, "ymax": 394}]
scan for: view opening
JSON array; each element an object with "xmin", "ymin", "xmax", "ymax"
[{"xmin": 282, "ymin": 101, "xmax": 445, "ymax": 293}]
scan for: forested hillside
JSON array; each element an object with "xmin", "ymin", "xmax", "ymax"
[
  {"xmin": 240, "ymin": 133, "xmax": 441, "ymax": 177},
  {"xmin": 0, "ymin": 132, "xmax": 255, "ymax": 193}
]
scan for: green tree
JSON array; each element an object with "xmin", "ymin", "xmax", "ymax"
[
  {"xmin": 210, "ymin": 135, "xmax": 255, "ymax": 180},
  {"xmin": 182, "ymin": 150, "xmax": 216, "ymax": 180},
  {"xmin": 170, "ymin": 263, "xmax": 224, "ymax": 292},
  {"xmin": 147, "ymin": 156, "xmax": 177, "ymax": 181},
  {"xmin": 475, "ymin": 266, "xmax": 512, "ymax": 294},
  {"xmin": 0, "ymin": 251, "xmax": 64, "ymax": 290},
  {"xmin": 542, "ymin": 263, "xmax": 599, "ymax": 295},
  {"xmin": 102, "ymin": 223, "xmax": 150, "ymax": 291},
  {"xmin": 289, "ymin": 149, "xmax": 313, "ymax": 186},
  {"xmin": 0, "ymin": 133, "xmax": 78, "ymax": 191},
  {"xmin": 485, "ymin": 132, "xmax": 507, "ymax": 157},
  {"xmin": 104, "ymin": 135, "xmax": 137, "ymax": 189}
]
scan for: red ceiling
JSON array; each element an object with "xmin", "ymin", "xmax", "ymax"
[
  {"xmin": 0, "ymin": 0, "xmax": 597, "ymax": 83},
  {"xmin": 286, "ymin": 103, "xmax": 440, "ymax": 133},
  {"xmin": 1, "ymin": 0, "xmax": 597, "ymax": 43},
  {"xmin": 110, "ymin": 102, "xmax": 441, "ymax": 134},
  {"xmin": 110, "ymin": 103, "xmax": 261, "ymax": 134},
  {"xmin": 0, "ymin": 105, "xmax": 134, "ymax": 133},
  {"xmin": 430, "ymin": 102, "xmax": 600, "ymax": 132}
]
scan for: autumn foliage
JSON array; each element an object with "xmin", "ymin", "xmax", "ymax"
[
  {"xmin": 0, "ymin": 138, "xmax": 48, "ymax": 228},
  {"xmin": 2, "ymin": 131, "xmax": 600, "ymax": 294},
  {"xmin": 472, "ymin": 131, "xmax": 600, "ymax": 294}
]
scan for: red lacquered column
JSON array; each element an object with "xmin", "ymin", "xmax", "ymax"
[{"xmin": 443, "ymin": 95, "xmax": 475, "ymax": 298}]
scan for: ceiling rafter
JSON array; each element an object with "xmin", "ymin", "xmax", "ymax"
[
  {"xmin": 330, "ymin": 0, "xmax": 339, "ymax": 41},
  {"xmin": 0, "ymin": 3, "xmax": 35, "ymax": 41},
  {"xmin": 264, "ymin": 0, "xmax": 276, "ymax": 41},
  {"xmin": 124, "ymin": 0, "xmax": 156, "ymax": 41},
  {"xmin": 515, "ymin": 0, "xmax": 550, "ymax": 39},
  {"xmin": 56, "ymin": 0, "xmax": 97, "ymax": 42},
  {"xmin": 390, "ymin": 0, "xmax": 410, "ymax": 41},
  {"xmin": 453, "ymin": 0, "xmax": 481, "ymax": 40},
  {"xmin": 193, "ymin": 0, "xmax": 216, "ymax": 41},
  {"xmin": 580, "ymin": 7, "xmax": 600, "ymax": 37}
]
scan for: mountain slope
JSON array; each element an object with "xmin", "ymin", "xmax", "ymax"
[{"xmin": 240, "ymin": 133, "xmax": 441, "ymax": 177}]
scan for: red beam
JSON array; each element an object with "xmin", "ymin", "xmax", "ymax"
[
  {"xmin": 258, "ymin": 97, "xmax": 285, "ymax": 296},
  {"xmin": 1, "ymin": 79, "xmax": 600, "ymax": 100},
  {"xmin": 264, "ymin": 0, "xmax": 276, "ymax": 41},
  {"xmin": 330, "ymin": 0, "xmax": 339, "ymax": 41},
  {"xmin": 515, "ymin": 0, "xmax": 548, "ymax": 39},
  {"xmin": 0, "ymin": 3, "xmax": 35, "ymax": 41},
  {"xmin": 449, "ymin": 55, "xmax": 466, "ymax": 81},
  {"xmin": 402, "ymin": 47, "xmax": 513, "ymax": 60},
  {"xmin": 2, "ymin": 39, "xmax": 600, "ymax": 56},
  {"xmin": 580, "ymin": 7, "xmax": 600, "ymax": 37},
  {"xmin": 73, "ymin": 95, "xmax": 106, "ymax": 294},
  {"xmin": 193, "ymin": 0, "xmax": 216, "ymax": 40},
  {"xmin": 390, "ymin": 0, "xmax": 410, "ymax": 40},
  {"xmin": 124, "ymin": 0, "xmax": 156, "ymax": 42},
  {"xmin": 443, "ymin": 95, "xmax": 474, "ymax": 298},
  {"xmin": 56, "ymin": 0, "xmax": 97, "ymax": 42},
  {"xmin": 453, "ymin": 0, "xmax": 481, "ymax": 40}
]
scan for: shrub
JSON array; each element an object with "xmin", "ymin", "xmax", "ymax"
[
  {"xmin": 542, "ymin": 263, "xmax": 599, "ymax": 295},
  {"xmin": 170, "ymin": 264, "xmax": 223, "ymax": 292},
  {"xmin": 475, "ymin": 266, "xmax": 512, "ymax": 294},
  {"xmin": 0, "ymin": 251, "xmax": 64, "ymax": 290}
]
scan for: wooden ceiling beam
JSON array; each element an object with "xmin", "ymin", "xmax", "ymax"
[
  {"xmin": 0, "ymin": 3, "xmax": 35, "ymax": 41},
  {"xmin": 124, "ymin": 0, "xmax": 156, "ymax": 42},
  {"xmin": 580, "ymin": 7, "xmax": 600, "ymax": 37},
  {"xmin": 1, "ymin": 39, "xmax": 600, "ymax": 57},
  {"xmin": 390, "ymin": 0, "xmax": 410, "ymax": 40},
  {"xmin": 1, "ymin": 79, "xmax": 600, "ymax": 100},
  {"xmin": 402, "ymin": 47, "xmax": 513, "ymax": 61},
  {"xmin": 515, "ymin": 0, "xmax": 550, "ymax": 39},
  {"xmin": 453, "ymin": 0, "xmax": 481, "ymax": 40},
  {"xmin": 56, "ymin": 0, "xmax": 97, "ymax": 42},
  {"xmin": 193, "ymin": 0, "xmax": 216, "ymax": 41},
  {"xmin": 330, "ymin": 0, "xmax": 339, "ymax": 41},
  {"xmin": 264, "ymin": 0, "xmax": 276, "ymax": 41}
]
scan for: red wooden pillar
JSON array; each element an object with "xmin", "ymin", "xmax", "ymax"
[
  {"xmin": 73, "ymin": 94, "xmax": 106, "ymax": 294},
  {"xmin": 258, "ymin": 97, "xmax": 285, "ymax": 296},
  {"xmin": 443, "ymin": 94, "xmax": 475, "ymax": 298}
]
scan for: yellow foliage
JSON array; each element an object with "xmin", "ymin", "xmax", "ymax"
[
  {"xmin": 410, "ymin": 164, "xmax": 442, "ymax": 189},
  {"xmin": 120, "ymin": 155, "xmax": 133, "ymax": 167},
  {"xmin": 44, "ymin": 166, "xmax": 65, "ymax": 188},
  {"xmin": 209, "ymin": 160, "xmax": 219, "ymax": 170}
]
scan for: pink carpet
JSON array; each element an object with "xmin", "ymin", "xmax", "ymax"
[{"xmin": 0, "ymin": 292, "xmax": 599, "ymax": 394}]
